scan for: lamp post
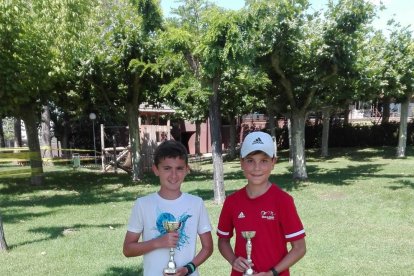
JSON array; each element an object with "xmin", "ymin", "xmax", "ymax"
[{"xmin": 89, "ymin": 113, "xmax": 97, "ymax": 165}]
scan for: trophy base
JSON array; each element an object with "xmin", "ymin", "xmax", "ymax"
[
  {"xmin": 243, "ymin": 268, "xmax": 254, "ymax": 276},
  {"xmin": 164, "ymin": 268, "xmax": 177, "ymax": 275}
]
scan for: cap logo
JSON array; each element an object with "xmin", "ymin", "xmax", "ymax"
[{"xmin": 252, "ymin": 137, "xmax": 264, "ymax": 145}]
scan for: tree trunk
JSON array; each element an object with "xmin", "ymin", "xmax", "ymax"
[
  {"xmin": 0, "ymin": 118, "xmax": 5, "ymax": 147},
  {"xmin": 195, "ymin": 121, "xmax": 201, "ymax": 155},
  {"xmin": 61, "ymin": 114, "xmax": 70, "ymax": 158},
  {"xmin": 266, "ymin": 103, "xmax": 278, "ymax": 157},
  {"xmin": 321, "ymin": 107, "xmax": 331, "ymax": 157},
  {"xmin": 396, "ymin": 96, "xmax": 410, "ymax": 158},
  {"xmin": 14, "ymin": 118, "xmax": 22, "ymax": 149},
  {"xmin": 127, "ymin": 103, "xmax": 141, "ymax": 181},
  {"xmin": 12, "ymin": 118, "xmax": 22, "ymax": 165},
  {"xmin": 227, "ymin": 114, "xmax": 237, "ymax": 160},
  {"xmin": 21, "ymin": 106, "xmax": 44, "ymax": 185},
  {"xmin": 343, "ymin": 105, "xmax": 350, "ymax": 125},
  {"xmin": 287, "ymin": 118, "xmax": 293, "ymax": 162},
  {"xmin": 127, "ymin": 76, "xmax": 141, "ymax": 182},
  {"xmin": 0, "ymin": 214, "xmax": 8, "ymax": 251},
  {"xmin": 290, "ymin": 111, "xmax": 308, "ymax": 180},
  {"xmin": 209, "ymin": 76, "xmax": 225, "ymax": 204},
  {"xmin": 381, "ymin": 96, "xmax": 391, "ymax": 124},
  {"xmin": 41, "ymin": 104, "xmax": 53, "ymax": 163}
]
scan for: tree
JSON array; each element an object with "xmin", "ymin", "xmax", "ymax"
[
  {"xmin": 198, "ymin": 7, "xmax": 254, "ymax": 203},
  {"xmin": 162, "ymin": 1, "xmax": 252, "ymax": 203},
  {"xmin": 386, "ymin": 26, "xmax": 414, "ymax": 157},
  {"xmin": 364, "ymin": 22, "xmax": 414, "ymax": 157},
  {"xmin": 161, "ymin": 0, "xmax": 211, "ymax": 156},
  {"xmin": 247, "ymin": 0, "xmax": 375, "ymax": 180},
  {"xmin": 358, "ymin": 31, "xmax": 392, "ymax": 125},
  {"xmin": 219, "ymin": 67, "xmax": 270, "ymax": 159},
  {"xmin": 81, "ymin": 0, "xmax": 164, "ymax": 181},
  {"xmin": 0, "ymin": 1, "xmax": 52, "ymax": 184},
  {"xmin": 0, "ymin": 0, "xmax": 98, "ymax": 184}
]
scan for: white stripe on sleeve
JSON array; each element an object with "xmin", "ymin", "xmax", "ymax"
[
  {"xmin": 217, "ymin": 229, "xmax": 230, "ymax": 236},
  {"xmin": 285, "ymin": 229, "xmax": 305, "ymax": 239}
]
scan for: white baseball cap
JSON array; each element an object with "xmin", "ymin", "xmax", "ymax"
[{"xmin": 240, "ymin": 131, "xmax": 275, "ymax": 158}]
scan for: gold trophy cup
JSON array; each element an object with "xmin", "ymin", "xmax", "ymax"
[
  {"xmin": 241, "ymin": 231, "xmax": 256, "ymax": 276},
  {"xmin": 163, "ymin": 221, "xmax": 181, "ymax": 275}
]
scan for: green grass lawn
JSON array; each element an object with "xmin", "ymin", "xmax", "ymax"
[{"xmin": 1, "ymin": 147, "xmax": 413, "ymax": 275}]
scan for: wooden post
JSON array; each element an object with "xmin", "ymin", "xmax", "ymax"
[
  {"xmin": 113, "ymin": 135, "xmax": 117, "ymax": 174},
  {"xmin": 100, "ymin": 124, "xmax": 105, "ymax": 171}
]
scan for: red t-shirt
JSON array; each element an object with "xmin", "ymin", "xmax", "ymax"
[{"xmin": 217, "ymin": 184, "xmax": 306, "ymax": 276}]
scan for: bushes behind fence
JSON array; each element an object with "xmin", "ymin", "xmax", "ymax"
[{"xmin": 275, "ymin": 122, "xmax": 414, "ymax": 150}]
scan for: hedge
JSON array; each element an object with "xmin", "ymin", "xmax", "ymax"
[{"xmin": 275, "ymin": 122, "xmax": 414, "ymax": 150}]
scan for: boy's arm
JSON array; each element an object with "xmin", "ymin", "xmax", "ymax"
[
  {"xmin": 266, "ymin": 238, "xmax": 306, "ymax": 275},
  {"xmin": 218, "ymin": 237, "xmax": 236, "ymax": 265},
  {"xmin": 173, "ymin": 231, "xmax": 213, "ymax": 276},
  {"xmin": 123, "ymin": 230, "xmax": 179, "ymax": 257},
  {"xmin": 218, "ymin": 237, "xmax": 249, "ymax": 273},
  {"xmin": 218, "ymin": 237, "xmax": 237, "ymax": 267},
  {"xmin": 193, "ymin": 231, "xmax": 214, "ymax": 267}
]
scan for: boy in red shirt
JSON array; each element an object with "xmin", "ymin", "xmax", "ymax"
[{"xmin": 217, "ymin": 131, "xmax": 306, "ymax": 276}]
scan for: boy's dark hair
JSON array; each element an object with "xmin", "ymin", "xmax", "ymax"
[{"xmin": 153, "ymin": 140, "xmax": 188, "ymax": 167}]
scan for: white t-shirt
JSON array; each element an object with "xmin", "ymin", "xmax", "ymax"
[{"xmin": 127, "ymin": 192, "xmax": 212, "ymax": 276}]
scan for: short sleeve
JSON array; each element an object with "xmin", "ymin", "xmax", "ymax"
[
  {"xmin": 127, "ymin": 199, "xmax": 144, "ymax": 233},
  {"xmin": 197, "ymin": 199, "xmax": 212, "ymax": 234},
  {"xmin": 216, "ymin": 197, "xmax": 234, "ymax": 238},
  {"xmin": 279, "ymin": 196, "xmax": 305, "ymax": 241}
]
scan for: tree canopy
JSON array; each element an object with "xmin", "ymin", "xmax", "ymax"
[{"xmin": 1, "ymin": 0, "xmax": 413, "ymax": 186}]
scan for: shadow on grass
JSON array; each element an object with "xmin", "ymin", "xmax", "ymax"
[
  {"xmin": 8, "ymin": 223, "xmax": 123, "ymax": 249},
  {"xmin": 2, "ymin": 210, "xmax": 57, "ymax": 223},
  {"xmin": 0, "ymin": 188, "xmax": 138, "ymax": 209},
  {"xmin": 104, "ymin": 265, "xmax": 143, "ymax": 276},
  {"xmin": 388, "ymin": 179, "xmax": 414, "ymax": 190},
  {"xmin": 270, "ymin": 163, "xmax": 389, "ymax": 190},
  {"xmin": 0, "ymin": 170, "xmax": 127, "ymax": 194},
  {"xmin": 0, "ymin": 169, "xmax": 160, "ymax": 208},
  {"xmin": 1, "ymin": 147, "xmax": 413, "ymax": 208},
  {"xmin": 186, "ymin": 150, "xmax": 413, "ymax": 198},
  {"xmin": 305, "ymin": 146, "xmax": 414, "ymax": 162},
  {"xmin": 185, "ymin": 188, "xmax": 239, "ymax": 201}
]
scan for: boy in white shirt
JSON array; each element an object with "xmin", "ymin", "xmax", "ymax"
[{"xmin": 123, "ymin": 140, "xmax": 213, "ymax": 276}]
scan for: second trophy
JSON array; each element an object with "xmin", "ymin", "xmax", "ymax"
[
  {"xmin": 163, "ymin": 221, "xmax": 181, "ymax": 275},
  {"xmin": 241, "ymin": 231, "xmax": 256, "ymax": 276}
]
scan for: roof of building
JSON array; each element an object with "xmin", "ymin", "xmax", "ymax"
[{"xmin": 138, "ymin": 103, "xmax": 175, "ymax": 114}]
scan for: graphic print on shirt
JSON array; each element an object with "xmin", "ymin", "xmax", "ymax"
[
  {"xmin": 261, "ymin": 210, "xmax": 275, "ymax": 220},
  {"xmin": 155, "ymin": 211, "xmax": 192, "ymax": 250}
]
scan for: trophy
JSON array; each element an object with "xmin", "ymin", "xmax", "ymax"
[
  {"xmin": 241, "ymin": 231, "xmax": 256, "ymax": 276},
  {"xmin": 163, "ymin": 221, "xmax": 181, "ymax": 275}
]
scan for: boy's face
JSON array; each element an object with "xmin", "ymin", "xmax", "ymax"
[
  {"xmin": 240, "ymin": 152, "xmax": 275, "ymax": 186},
  {"xmin": 152, "ymin": 157, "xmax": 189, "ymax": 192}
]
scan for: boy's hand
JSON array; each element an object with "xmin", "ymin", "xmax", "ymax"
[
  {"xmin": 163, "ymin": 267, "xmax": 188, "ymax": 276},
  {"xmin": 232, "ymin": 256, "xmax": 253, "ymax": 273},
  {"xmin": 160, "ymin": 232, "xmax": 179, "ymax": 248}
]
